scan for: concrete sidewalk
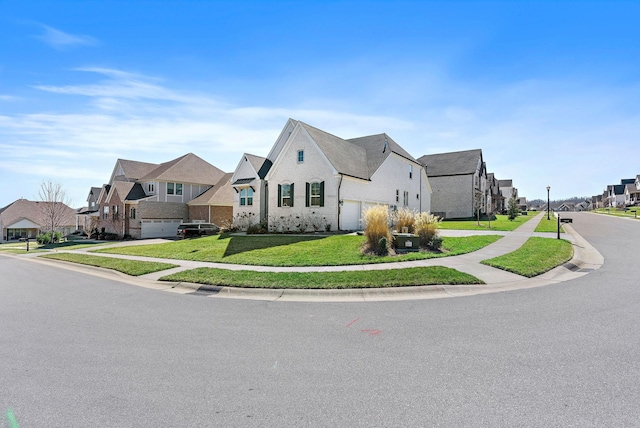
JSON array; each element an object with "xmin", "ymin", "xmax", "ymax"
[{"xmin": 23, "ymin": 212, "xmax": 604, "ymax": 302}]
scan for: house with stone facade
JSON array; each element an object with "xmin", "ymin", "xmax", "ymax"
[
  {"xmin": 417, "ymin": 149, "xmax": 487, "ymax": 219},
  {"xmin": 96, "ymin": 153, "xmax": 229, "ymax": 238},
  {"xmin": 231, "ymin": 119, "xmax": 431, "ymax": 231}
]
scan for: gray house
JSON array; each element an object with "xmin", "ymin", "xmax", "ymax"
[{"xmin": 417, "ymin": 149, "xmax": 486, "ymax": 219}]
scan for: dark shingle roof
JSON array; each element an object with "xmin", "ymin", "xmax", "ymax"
[{"xmin": 417, "ymin": 149, "xmax": 483, "ymax": 177}]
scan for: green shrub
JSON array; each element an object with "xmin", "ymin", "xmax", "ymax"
[
  {"xmin": 362, "ymin": 205, "xmax": 391, "ymax": 252},
  {"xmin": 378, "ymin": 236, "xmax": 389, "ymax": 256}
]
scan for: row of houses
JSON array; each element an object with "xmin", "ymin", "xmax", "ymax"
[
  {"xmin": 594, "ymin": 176, "xmax": 640, "ymax": 209},
  {"xmin": 1, "ymin": 119, "xmax": 522, "ymax": 241}
]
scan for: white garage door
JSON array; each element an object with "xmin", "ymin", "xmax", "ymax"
[
  {"xmin": 141, "ymin": 219, "xmax": 183, "ymax": 239},
  {"xmin": 341, "ymin": 200, "xmax": 362, "ymax": 231}
]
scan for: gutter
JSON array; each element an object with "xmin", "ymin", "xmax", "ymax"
[{"xmin": 337, "ymin": 174, "xmax": 343, "ymax": 231}]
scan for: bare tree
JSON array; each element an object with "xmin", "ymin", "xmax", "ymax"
[{"xmin": 39, "ymin": 181, "xmax": 72, "ymax": 241}]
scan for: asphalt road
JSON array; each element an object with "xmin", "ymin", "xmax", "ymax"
[{"xmin": 1, "ymin": 212, "xmax": 639, "ymax": 427}]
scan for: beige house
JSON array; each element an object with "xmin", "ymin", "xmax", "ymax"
[
  {"xmin": 95, "ymin": 153, "xmax": 229, "ymax": 239},
  {"xmin": 0, "ymin": 198, "xmax": 76, "ymax": 243}
]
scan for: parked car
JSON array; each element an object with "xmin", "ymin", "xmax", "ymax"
[{"xmin": 177, "ymin": 223, "xmax": 220, "ymax": 238}]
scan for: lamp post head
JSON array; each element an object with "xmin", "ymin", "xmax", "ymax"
[{"xmin": 547, "ymin": 186, "xmax": 550, "ymax": 192}]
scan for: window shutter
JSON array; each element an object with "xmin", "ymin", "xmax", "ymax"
[
  {"xmin": 290, "ymin": 183, "xmax": 294, "ymax": 207},
  {"xmin": 320, "ymin": 181, "xmax": 325, "ymax": 207},
  {"xmin": 277, "ymin": 184, "xmax": 282, "ymax": 207},
  {"xmin": 305, "ymin": 182, "xmax": 310, "ymax": 207}
]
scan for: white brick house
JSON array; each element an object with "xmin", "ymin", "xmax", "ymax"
[{"xmin": 232, "ymin": 119, "xmax": 431, "ymax": 231}]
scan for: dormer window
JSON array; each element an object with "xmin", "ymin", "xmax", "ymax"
[
  {"xmin": 148, "ymin": 182, "xmax": 155, "ymax": 193},
  {"xmin": 297, "ymin": 150, "xmax": 304, "ymax": 163}
]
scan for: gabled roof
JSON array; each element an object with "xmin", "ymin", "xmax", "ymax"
[
  {"xmin": 234, "ymin": 153, "xmax": 272, "ymax": 182},
  {"xmin": 87, "ymin": 186, "xmax": 102, "ymax": 200},
  {"xmin": 348, "ymin": 133, "xmax": 419, "ymax": 176},
  {"xmin": 625, "ymin": 183, "xmax": 640, "ymax": 194},
  {"xmin": 297, "ymin": 121, "xmax": 418, "ymax": 180},
  {"xmin": 188, "ymin": 173, "xmax": 234, "ymax": 206},
  {"xmin": 0, "ymin": 199, "xmax": 76, "ymax": 228},
  {"xmin": 300, "ymin": 122, "xmax": 369, "ymax": 180},
  {"xmin": 498, "ymin": 179, "xmax": 513, "ymax": 187},
  {"xmin": 417, "ymin": 149, "xmax": 483, "ymax": 177},
  {"xmin": 138, "ymin": 153, "xmax": 225, "ymax": 186},
  {"xmin": 115, "ymin": 159, "xmax": 159, "ymax": 182}
]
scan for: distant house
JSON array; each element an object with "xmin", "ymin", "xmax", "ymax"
[
  {"xmin": 605, "ymin": 183, "xmax": 627, "ymax": 208},
  {"xmin": 231, "ymin": 119, "xmax": 431, "ymax": 231},
  {"xmin": 95, "ymin": 153, "xmax": 229, "ymax": 239},
  {"xmin": 498, "ymin": 179, "xmax": 518, "ymax": 204},
  {"xmin": 556, "ymin": 202, "xmax": 575, "ymax": 212},
  {"xmin": 486, "ymin": 173, "xmax": 504, "ymax": 214},
  {"xmin": 624, "ymin": 175, "xmax": 640, "ymax": 206},
  {"xmin": 75, "ymin": 186, "xmax": 102, "ymax": 233},
  {"xmin": 591, "ymin": 194, "xmax": 603, "ymax": 209},
  {"xmin": 417, "ymin": 149, "xmax": 486, "ymax": 219},
  {"xmin": 0, "ymin": 198, "xmax": 76, "ymax": 243},
  {"xmin": 575, "ymin": 200, "xmax": 591, "ymax": 211}
]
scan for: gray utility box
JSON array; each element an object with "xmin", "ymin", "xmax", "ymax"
[{"xmin": 393, "ymin": 233, "xmax": 420, "ymax": 252}]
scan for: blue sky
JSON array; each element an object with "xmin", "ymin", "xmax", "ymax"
[{"xmin": 1, "ymin": 0, "xmax": 639, "ymax": 208}]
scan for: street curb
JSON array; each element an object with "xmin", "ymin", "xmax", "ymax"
[{"xmin": 3, "ymin": 213, "xmax": 605, "ymax": 302}]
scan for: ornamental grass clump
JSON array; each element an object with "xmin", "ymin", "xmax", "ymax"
[
  {"xmin": 362, "ymin": 205, "xmax": 392, "ymax": 255},
  {"xmin": 392, "ymin": 207, "xmax": 416, "ymax": 233},
  {"xmin": 415, "ymin": 212, "xmax": 441, "ymax": 249}
]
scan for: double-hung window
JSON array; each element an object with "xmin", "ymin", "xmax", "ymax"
[
  {"xmin": 278, "ymin": 183, "xmax": 294, "ymax": 207},
  {"xmin": 240, "ymin": 187, "xmax": 254, "ymax": 206},
  {"xmin": 403, "ymin": 191, "xmax": 409, "ymax": 207},
  {"xmin": 305, "ymin": 181, "xmax": 324, "ymax": 207},
  {"xmin": 297, "ymin": 150, "xmax": 304, "ymax": 163}
]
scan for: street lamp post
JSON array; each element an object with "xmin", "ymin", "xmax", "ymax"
[{"xmin": 547, "ymin": 186, "xmax": 551, "ymax": 220}]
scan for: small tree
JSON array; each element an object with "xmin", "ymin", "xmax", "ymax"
[
  {"xmin": 507, "ymin": 196, "xmax": 519, "ymax": 221},
  {"xmin": 39, "ymin": 181, "xmax": 72, "ymax": 242}
]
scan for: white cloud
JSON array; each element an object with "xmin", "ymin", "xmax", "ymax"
[
  {"xmin": 34, "ymin": 25, "xmax": 98, "ymax": 50},
  {"xmin": 1, "ymin": 66, "xmax": 639, "ymax": 207}
]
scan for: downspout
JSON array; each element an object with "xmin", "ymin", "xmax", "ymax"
[
  {"xmin": 337, "ymin": 174, "xmax": 343, "ymax": 231},
  {"xmin": 122, "ymin": 201, "xmax": 126, "ymax": 237}
]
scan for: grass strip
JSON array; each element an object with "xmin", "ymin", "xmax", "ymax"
[
  {"xmin": 93, "ymin": 234, "xmax": 502, "ymax": 267},
  {"xmin": 40, "ymin": 253, "xmax": 179, "ymax": 276},
  {"xmin": 534, "ymin": 215, "xmax": 564, "ymax": 233},
  {"xmin": 439, "ymin": 214, "xmax": 535, "ymax": 231},
  {"xmin": 481, "ymin": 237, "xmax": 573, "ymax": 277},
  {"xmin": 160, "ymin": 266, "xmax": 484, "ymax": 289}
]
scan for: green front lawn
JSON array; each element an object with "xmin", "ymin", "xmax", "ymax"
[
  {"xmin": 160, "ymin": 266, "xmax": 484, "ymax": 289},
  {"xmin": 40, "ymin": 253, "xmax": 179, "ymax": 276},
  {"xmin": 481, "ymin": 237, "xmax": 573, "ymax": 277},
  {"xmin": 439, "ymin": 214, "xmax": 535, "ymax": 231},
  {"xmin": 93, "ymin": 234, "xmax": 502, "ymax": 267},
  {"xmin": 594, "ymin": 208, "xmax": 640, "ymax": 219}
]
